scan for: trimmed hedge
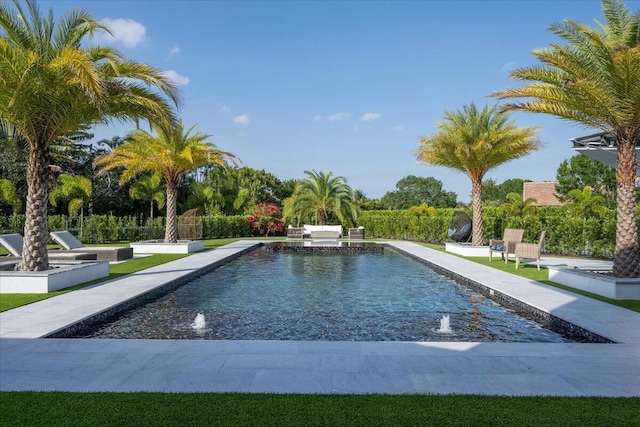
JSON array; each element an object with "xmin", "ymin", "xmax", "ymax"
[
  {"xmin": 0, "ymin": 206, "xmax": 630, "ymax": 257},
  {"xmin": 359, "ymin": 206, "xmax": 622, "ymax": 258},
  {"xmin": 0, "ymin": 214, "xmax": 253, "ymax": 243}
]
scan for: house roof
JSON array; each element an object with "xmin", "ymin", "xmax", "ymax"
[{"xmin": 570, "ymin": 131, "xmax": 640, "ymax": 175}]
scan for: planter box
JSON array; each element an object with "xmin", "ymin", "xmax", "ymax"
[
  {"xmin": 0, "ymin": 261, "xmax": 109, "ymax": 293},
  {"xmin": 548, "ymin": 266, "xmax": 640, "ymax": 300},
  {"xmin": 445, "ymin": 242, "xmax": 490, "ymax": 257},
  {"xmin": 130, "ymin": 240, "xmax": 205, "ymax": 254}
]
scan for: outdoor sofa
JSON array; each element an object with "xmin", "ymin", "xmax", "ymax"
[{"xmin": 303, "ymin": 224, "xmax": 343, "ymax": 239}]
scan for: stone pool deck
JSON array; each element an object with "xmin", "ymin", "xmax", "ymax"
[{"xmin": 1, "ymin": 240, "xmax": 638, "ymax": 396}]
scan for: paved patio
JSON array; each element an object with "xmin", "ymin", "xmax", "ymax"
[{"xmin": 1, "ymin": 240, "xmax": 638, "ymax": 396}]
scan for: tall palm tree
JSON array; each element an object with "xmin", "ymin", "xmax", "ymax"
[
  {"xmin": 95, "ymin": 121, "xmax": 239, "ymax": 242},
  {"xmin": 0, "ymin": 0, "xmax": 180, "ymax": 271},
  {"xmin": 492, "ymin": 0, "xmax": 640, "ymax": 277},
  {"xmin": 284, "ymin": 170, "xmax": 360, "ymax": 226},
  {"xmin": 129, "ymin": 173, "xmax": 165, "ymax": 221},
  {"xmin": 415, "ymin": 103, "xmax": 540, "ymax": 246}
]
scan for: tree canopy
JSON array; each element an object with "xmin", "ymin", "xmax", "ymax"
[
  {"xmin": 284, "ymin": 170, "xmax": 360, "ymax": 226},
  {"xmin": 0, "ymin": 0, "xmax": 180, "ymax": 270},
  {"xmin": 380, "ymin": 175, "xmax": 457, "ymax": 209},
  {"xmin": 95, "ymin": 121, "xmax": 239, "ymax": 242}
]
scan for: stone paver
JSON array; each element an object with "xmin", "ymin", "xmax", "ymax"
[{"xmin": 1, "ymin": 240, "xmax": 638, "ymax": 396}]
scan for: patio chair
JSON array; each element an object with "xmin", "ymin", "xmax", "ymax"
[
  {"xmin": 515, "ymin": 231, "xmax": 546, "ymax": 270},
  {"xmin": 0, "ymin": 233, "xmax": 97, "ymax": 261},
  {"xmin": 50, "ymin": 230, "xmax": 133, "ymax": 261},
  {"xmin": 286, "ymin": 226, "xmax": 304, "ymax": 239},
  {"xmin": 489, "ymin": 228, "xmax": 524, "ymax": 264}
]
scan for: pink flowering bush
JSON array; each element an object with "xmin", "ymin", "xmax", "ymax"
[{"xmin": 248, "ymin": 202, "xmax": 284, "ymax": 236}]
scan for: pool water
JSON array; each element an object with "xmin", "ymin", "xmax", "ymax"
[{"xmin": 81, "ymin": 247, "xmax": 573, "ymax": 342}]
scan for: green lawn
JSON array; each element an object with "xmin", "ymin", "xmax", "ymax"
[{"xmin": 1, "ymin": 392, "xmax": 638, "ymax": 427}]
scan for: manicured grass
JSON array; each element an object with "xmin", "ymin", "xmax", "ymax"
[
  {"xmin": 423, "ymin": 243, "xmax": 640, "ymax": 313},
  {"xmin": 1, "ymin": 392, "xmax": 638, "ymax": 426}
]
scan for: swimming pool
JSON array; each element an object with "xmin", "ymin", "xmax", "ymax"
[{"xmin": 79, "ymin": 244, "xmax": 573, "ymax": 342}]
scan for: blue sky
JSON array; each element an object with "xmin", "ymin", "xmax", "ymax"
[{"xmin": 39, "ymin": 0, "xmax": 639, "ymax": 202}]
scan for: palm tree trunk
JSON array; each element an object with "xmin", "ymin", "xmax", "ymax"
[
  {"xmin": 17, "ymin": 146, "xmax": 50, "ymax": 271},
  {"xmin": 318, "ymin": 210, "xmax": 327, "ymax": 225},
  {"xmin": 164, "ymin": 180, "xmax": 178, "ymax": 243},
  {"xmin": 613, "ymin": 136, "xmax": 640, "ymax": 277},
  {"xmin": 471, "ymin": 177, "xmax": 484, "ymax": 246}
]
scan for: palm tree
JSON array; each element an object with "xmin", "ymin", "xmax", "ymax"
[
  {"xmin": 502, "ymin": 192, "xmax": 538, "ymax": 217},
  {"xmin": 567, "ymin": 187, "xmax": 608, "ymax": 255},
  {"xmin": 415, "ymin": 103, "xmax": 540, "ymax": 246},
  {"xmin": 284, "ymin": 170, "xmax": 360, "ymax": 226},
  {"xmin": 49, "ymin": 174, "xmax": 92, "ymax": 238},
  {"xmin": 129, "ymin": 173, "xmax": 165, "ymax": 221},
  {"xmin": 0, "ymin": 0, "xmax": 180, "ymax": 271},
  {"xmin": 95, "ymin": 121, "xmax": 239, "ymax": 242},
  {"xmin": 49, "ymin": 174, "xmax": 92, "ymax": 217},
  {"xmin": 492, "ymin": 0, "xmax": 640, "ymax": 277}
]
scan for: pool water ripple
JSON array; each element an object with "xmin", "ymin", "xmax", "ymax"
[{"xmin": 80, "ymin": 248, "xmax": 572, "ymax": 342}]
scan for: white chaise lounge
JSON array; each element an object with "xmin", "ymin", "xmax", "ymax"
[
  {"xmin": 50, "ymin": 230, "xmax": 133, "ymax": 261},
  {"xmin": 0, "ymin": 233, "xmax": 97, "ymax": 261}
]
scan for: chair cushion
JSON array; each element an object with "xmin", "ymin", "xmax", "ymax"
[
  {"xmin": 490, "ymin": 244, "xmax": 506, "ymax": 251},
  {"xmin": 0, "ymin": 234, "xmax": 23, "ymax": 256},
  {"xmin": 50, "ymin": 230, "xmax": 84, "ymax": 249}
]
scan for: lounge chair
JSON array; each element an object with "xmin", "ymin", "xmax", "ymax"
[
  {"xmin": 50, "ymin": 230, "xmax": 133, "ymax": 261},
  {"xmin": 0, "ymin": 233, "xmax": 97, "ymax": 261},
  {"xmin": 515, "ymin": 231, "xmax": 546, "ymax": 270},
  {"xmin": 489, "ymin": 228, "xmax": 524, "ymax": 264}
]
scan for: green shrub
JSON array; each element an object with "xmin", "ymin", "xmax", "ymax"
[{"xmin": 0, "ymin": 205, "xmax": 621, "ymax": 257}]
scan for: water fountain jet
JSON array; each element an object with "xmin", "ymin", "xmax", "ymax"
[
  {"xmin": 191, "ymin": 313, "xmax": 206, "ymax": 330},
  {"xmin": 437, "ymin": 315, "xmax": 452, "ymax": 333}
]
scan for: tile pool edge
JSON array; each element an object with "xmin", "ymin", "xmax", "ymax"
[{"xmin": 384, "ymin": 243, "xmax": 615, "ymax": 344}]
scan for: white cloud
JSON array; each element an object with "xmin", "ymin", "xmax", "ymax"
[
  {"xmin": 360, "ymin": 113, "xmax": 381, "ymax": 122},
  {"xmin": 233, "ymin": 114, "xmax": 250, "ymax": 125},
  {"xmin": 94, "ymin": 18, "xmax": 148, "ymax": 48},
  {"xmin": 312, "ymin": 113, "xmax": 351, "ymax": 122},
  {"xmin": 161, "ymin": 70, "xmax": 190, "ymax": 86},
  {"xmin": 219, "ymin": 105, "xmax": 232, "ymax": 113},
  {"xmin": 394, "ymin": 125, "xmax": 405, "ymax": 131},
  {"xmin": 168, "ymin": 46, "xmax": 180, "ymax": 59}
]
